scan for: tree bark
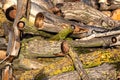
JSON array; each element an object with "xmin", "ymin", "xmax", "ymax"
[
  {"xmin": 19, "ymin": 62, "xmax": 117, "ymax": 80},
  {"xmin": 0, "ymin": 37, "xmax": 7, "ymax": 50},
  {"xmin": 1, "ymin": 33, "xmax": 120, "ymax": 58},
  {"xmin": 61, "ymin": 41, "xmax": 90, "ymax": 80},
  {"xmin": 42, "ymin": 63, "xmax": 117, "ymax": 80},
  {"xmin": 0, "ymin": 37, "xmax": 120, "ymax": 79},
  {"xmin": 60, "ymin": 2, "xmax": 120, "ymax": 28}
]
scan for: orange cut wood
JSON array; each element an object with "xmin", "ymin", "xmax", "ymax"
[
  {"xmin": 111, "ymin": 8, "xmax": 120, "ymax": 20},
  {"xmin": 0, "ymin": 50, "xmax": 6, "ymax": 60}
]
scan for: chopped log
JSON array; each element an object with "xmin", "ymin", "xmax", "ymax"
[
  {"xmin": 20, "ymin": 34, "xmax": 120, "ymax": 58},
  {"xmin": 2, "ymin": 2, "xmax": 111, "ymax": 39},
  {"xmin": 0, "ymin": 36, "xmax": 118, "ymax": 69},
  {"xmin": 0, "ymin": 38, "xmax": 120, "ymax": 79},
  {"xmin": 60, "ymin": 2, "xmax": 120, "ymax": 28},
  {"xmin": 20, "ymin": 11, "xmax": 108, "ymax": 39},
  {"xmin": 2, "ymin": 0, "xmax": 54, "ymax": 22},
  {"xmin": 1, "ymin": 32, "xmax": 120, "ymax": 58}
]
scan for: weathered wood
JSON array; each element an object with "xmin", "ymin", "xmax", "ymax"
[
  {"xmin": 20, "ymin": 62, "xmax": 117, "ymax": 80},
  {"xmin": 60, "ymin": 2, "xmax": 120, "ymax": 28},
  {"xmin": 31, "ymin": 0, "xmax": 54, "ymax": 10},
  {"xmin": 6, "ymin": 0, "xmax": 27, "ymax": 57},
  {"xmin": 99, "ymin": 0, "xmax": 120, "ymax": 10},
  {"xmin": 20, "ymin": 10, "xmax": 108, "ymax": 39},
  {"xmin": 62, "ymin": 41, "xmax": 89, "ymax": 80},
  {"xmin": 2, "ymin": 0, "xmax": 54, "ymax": 22},
  {"xmin": 42, "ymin": 63, "xmax": 117, "ymax": 80},
  {"xmin": 21, "ymin": 16, "xmax": 108, "ymax": 39},
  {"xmin": 0, "ymin": 38, "xmax": 120, "ymax": 79},
  {"xmin": 0, "ymin": 37, "xmax": 7, "ymax": 50},
  {"xmin": 1, "ymin": 32, "xmax": 120, "ymax": 58},
  {"xmin": 19, "ymin": 34, "xmax": 120, "ymax": 58}
]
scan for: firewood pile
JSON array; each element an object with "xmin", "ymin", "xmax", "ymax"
[{"xmin": 0, "ymin": 0, "xmax": 120, "ymax": 80}]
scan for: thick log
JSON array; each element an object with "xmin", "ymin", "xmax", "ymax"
[
  {"xmin": 2, "ymin": 0, "xmax": 54, "ymax": 22},
  {"xmin": 1, "ymin": 2, "xmax": 110, "ymax": 39},
  {"xmin": 19, "ymin": 62, "xmax": 117, "ymax": 80},
  {"xmin": 12, "ymin": 37, "xmax": 120, "ymax": 73},
  {"xmin": 60, "ymin": 2, "xmax": 120, "ymax": 28},
  {"xmin": 1, "ymin": 32, "xmax": 120, "ymax": 58},
  {"xmin": 19, "ymin": 34, "xmax": 120, "ymax": 58},
  {"xmin": 20, "ymin": 9, "xmax": 108, "ymax": 39},
  {"xmin": 21, "ymin": 16, "xmax": 108, "ymax": 39},
  {"xmin": 43, "ymin": 63, "xmax": 117, "ymax": 80},
  {"xmin": 0, "ymin": 37, "xmax": 120, "ymax": 79}
]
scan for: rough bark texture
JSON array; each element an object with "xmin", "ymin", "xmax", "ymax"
[
  {"xmin": 0, "ymin": 36, "xmax": 120, "ymax": 79},
  {"xmin": 1, "ymin": 1, "xmax": 120, "ymax": 80},
  {"xmin": 1, "ymin": 35, "xmax": 120, "ymax": 58},
  {"xmin": 62, "ymin": 41, "xmax": 89, "ymax": 80},
  {"xmin": 60, "ymin": 2, "xmax": 120, "ymax": 28},
  {"xmin": 19, "ymin": 63, "xmax": 117, "ymax": 80},
  {"xmin": 42, "ymin": 63, "xmax": 116, "ymax": 80}
]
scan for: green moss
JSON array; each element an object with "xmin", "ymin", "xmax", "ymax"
[{"xmin": 50, "ymin": 27, "xmax": 73, "ymax": 40}]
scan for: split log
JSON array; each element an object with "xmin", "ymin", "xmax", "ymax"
[{"xmin": 60, "ymin": 2, "xmax": 120, "ymax": 28}]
